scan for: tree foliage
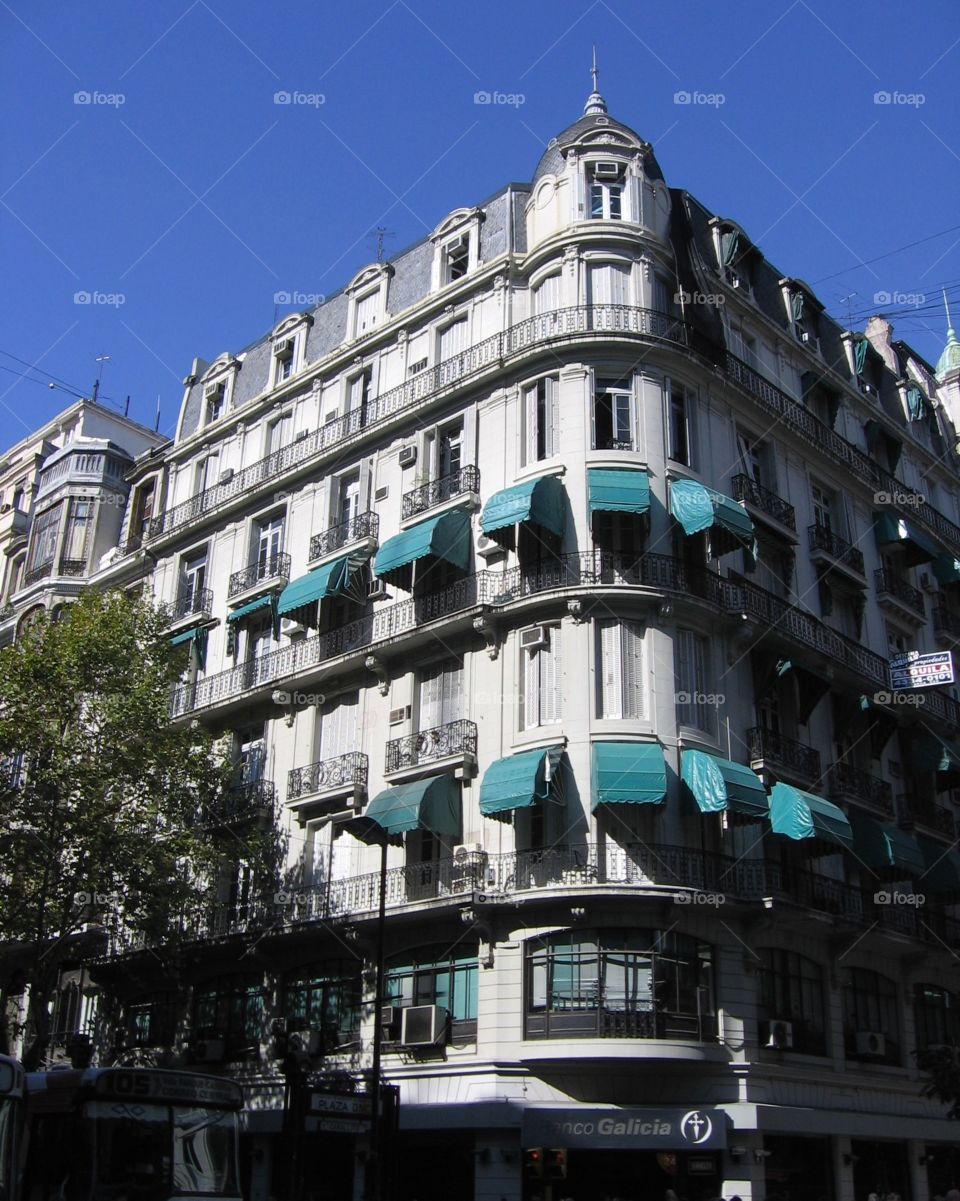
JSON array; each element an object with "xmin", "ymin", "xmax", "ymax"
[{"xmin": 917, "ymin": 1043, "xmax": 960, "ymax": 1119}]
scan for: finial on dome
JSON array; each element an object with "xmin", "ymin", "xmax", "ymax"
[
  {"xmin": 936, "ymin": 287, "xmax": 960, "ymax": 382},
  {"xmin": 584, "ymin": 44, "xmax": 607, "ymax": 115}
]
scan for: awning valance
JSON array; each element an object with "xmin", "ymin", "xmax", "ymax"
[
  {"xmin": 277, "ymin": 552, "xmax": 355, "ymax": 619},
  {"xmin": 681, "ymin": 749, "xmax": 768, "ymax": 818},
  {"xmin": 480, "ymin": 474, "xmax": 566, "ymax": 542},
  {"xmin": 873, "ymin": 511, "xmax": 938, "ymax": 565},
  {"xmin": 591, "ymin": 742, "xmax": 666, "ymax": 811},
  {"xmin": 360, "ymin": 774, "xmax": 460, "ymax": 840},
  {"xmin": 226, "ymin": 594, "xmax": 275, "ymax": 622},
  {"xmin": 917, "ymin": 835, "xmax": 960, "ymax": 892},
  {"xmin": 373, "ymin": 509, "xmax": 472, "ymax": 586},
  {"xmin": 170, "ymin": 629, "xmax": 197, "ymax": 647},
  {"xmin": 169, "ymin": 626, "xmax": 207, "ymax": 668},
  {"xmin": 587, "ymin": 468, "xmax": 651, "ymax": 517},
  {"xmin": 670, "ymin": 480, "xmax": 755, "ymax": 556},
  {"xmin": 849, "ymin": 813, "xmax": 926, "ymax": 875},
  {"xmin": 768, "ymin": 782, "xmax": 853, "ymax": 850},
  {"xmin": 479, "ymin": 746, "xmax": 563, "ymax": 820}
]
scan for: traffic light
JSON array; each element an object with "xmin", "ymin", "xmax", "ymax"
[
  {"xmin": 523, "ymin": 1147, "xmax": 545, "ymax": 1179},
  {"xmin": 545, "ymin": 1148, "xmax": 568, "ymax": 1180}
]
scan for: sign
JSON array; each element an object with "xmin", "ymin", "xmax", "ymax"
[
  {"xmin": 687, "ymin": 1156, "xmax": 718, "ymax": 1176},
  {"xmin": 309, "ymin": 1092, "xmax": 372, "ymax": 1117},
  {"xmin": 93, "ymin": 1069, "xmax": 243, "ymax": 1109},
  {"xmin": 306, "ymin": 1116, "xmax": 370, "ymax": 1135},
  {"xmin": 890, "ymin": 650, "xmax": 954, "ymax": 690},
  {"xmin": 522, "ymin": 1107, "xmax": 726, "ymax": 1150}
]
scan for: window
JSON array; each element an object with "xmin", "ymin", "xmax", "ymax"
[
  {"xmin": 193, "ymin": 452, "xmax": 219, "ymax": 496},
  {"xmin": 247, "ymin": 622, "xmax": 275, "ymax": 685},
  {"xmin": 179, "ymin": 551, "xmax": 207, "ymax": 609},
  {"xmin": 273, "ymin": 337, "xmax": 295, "ymax": 384},
  {"xmin": 588, "ymin": 164, "xmax": 624, "ymax": 220},
  {"xmin": 533, "ymin": 274, "xmax": 561, "ymax": 315},
  {"xmin": 193, "ymin": 977, "xmax": 265, "ymax": 1058},
  {"xmin": 267, "ymin": 413, "xmax": 293, "ymax": 455},
  {"xmin": 442, "ymin": 235, "xmax": 470, "ymax": 283},
  {"xmin": 729, "ymin": 323, "xmax": 757, "ymax": 368},
  {"xmin": 354, "ymin": 290, "xmax": 379, "ymax": 336},
  {"xmin": 27, "ymin": 504, "xmax": 60, "ymax": 572},
  {"xmin": 654, "ymin": 277, "xmax": 675, "ymax": 315},
  {"xmin": 588, "ymin": 262, "xmax": 630, "ymax": 307},
  {"xmin": 436, "ymin": 421, "xmax": 463, "ymax": 480},
  {"xmin": 255, "ymin": 514, "xmax": 284, "ymax": 576},
  {"xmin": 284, "ymin": 963, "xmax": 361, "ymax": 1043},
  {"xmin": 596, "ymin": 619, "xmax": 645, "ymax": 719},
  {"xmin": 418, "ymin": 658, "xmax": 463, "ymax": 730},
  {"xmin": 675, "ymin": 629, "xmax": 713, "ymax": 734},
  {"xmin": 236, "ymin": 730, "xmax": 266, "ymax": 785},
  {"xmin": 736, "ymin": 428, "xmax": 767, "ymax": 488},
  {"xmin": 914, "ymin": 984, "xmax": 960, "ymax": 1052},
  {"xmin": 593, "ymin": 377, "xmax": 634, "ymax": 451},
  {"xmin": 759, "ymin": 949, "xmax": 826, "ymax": 1055},
  {"xmin": 667, "ymin": 380, "xmax": 692, "ymax": 466},
  {"xmin": 129, "ymin": 480, "xmax": 155, "ymax": 545},
  {"xmin": 347, "ymin": 368, "xmax": 372, "ymax": 430},
  {"xmin": 886, "ymin": 624, "xmax": 912, "ymax": 658},
  {"xmin": 61, "ymin": 498, "xmax": 91, "ymax": 567},
  {"xmin": 843, "ymin": 968, "xmax": 901, "ymax": 1063},
  {"xmin": 811, "ymin": 482, "xmax": 834, "ymax": 531},
  {"xmin": 521, "ymin": 625, "xmax": 562, "ymax": 729},
  {"xmin": 123, "ymin": 999, "xmax": 172, "ymax": 1048},
  {"xmin": 338, "ymin": 472, "xmax": 361, "ymax": 528},
  {"xmin": 204, "ymin": 382, "xmax": 225, "ymax": 424},
  {"xmin": 438, "ymin": 318, "xmax": 468, "ymax": 361},
  {"xmin": 317, "ymin": 692, "xmax": 359, "ymax": 761},
  {"xmin": 524, "ymin": 376, "xmax": 559, "ymax": 463},
  {"xmin": 385, "ymin": 945, "xmax": 478, "ymax": 1027},
  {"xmin": 12, "ymin": 481, "xmax": 25, "ymax": 511}
]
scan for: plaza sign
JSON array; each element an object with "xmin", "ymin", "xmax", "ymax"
[
  {"xmin": 889, "ymin": 650, "xmax": 954, "ymax": 691},
  {"xmin": 522, "ymin": 1107, "xmax": 726, "ymax": 1150}
]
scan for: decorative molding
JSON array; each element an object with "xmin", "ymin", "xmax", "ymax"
[
  {"xmin": 364, "ymin": 654, "xmax": 389, "ymax": 695},
  {"xmin": 473, "ymin": 615, "xmax": 499, "ymax": 659}
]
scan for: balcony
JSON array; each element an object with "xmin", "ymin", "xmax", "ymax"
[
  {"xmin": 168, "ymin": 586, "xmax": 214, "ymax": 626},
  {"xmin": 747, "ymin": 726, "xmax": 822, "ymax": 787},
  {"xmin": 897, "ymin": 794, "xmax": 955, "ymax": 837},
  {"xmin": 202, "ymin": 778, "xmax": 276, "ymax": 828},
  {"xmin": 933, "ymin": 605, "xmax": 960, "ymax": 648},
  {"xmin": 309, "ymin": 511, "xmax": 379, "ymax": 562},
  {"xmin": 287, "ymin": 751, "xmax": 368, "ymax": 804},
  {"xmin": 875, "ymin": 567, "xmax": 924, "ymax": 622},
  {"xmin": 731, "ymin": 473, "xmax": 796, "ymax": 536},
  {"xmin": 808, "ymin": 523, "xmax": 866, "ymax": 584},
  {"xmin": 828, "ymin": 762, "xmax": 894, "ymax": 817},
  {"xmin": 401, "ymin": 465, "xmax": 480, "ymax": 520},
  {"xmin": 227, "ymin": 552, "xmax": 291, "ymax": 602},
  {"xmin": 58, "ymin": 558, "xmax": 87, "ymax": 578},
  {"xmin": 385, "ymin": 719, "xmax": 478, "ymax": 775},
  {"xmin": 22, "ymin": 561, "xmax": 53, "ymax": 587}
]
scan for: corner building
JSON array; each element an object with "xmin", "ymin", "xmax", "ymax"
[{"xmin": 91, "ymin": 82, "xmax": 960, "ymax": 1201}]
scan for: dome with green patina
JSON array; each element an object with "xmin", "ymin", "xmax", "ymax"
[{"xmin": 936, "ymin": 323, "xmax": 960, "ymax": 381}]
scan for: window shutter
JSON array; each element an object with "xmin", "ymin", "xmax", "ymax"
[
  {"xmin": 355, "ymin": 291, "xmax": 378, "ymax": 334},
  {"xmin": 419, "ymin": 667, "xmax": 443, "ymax": 730},
  {"xmin": 440, "ymin": 661, "xmax": 463, "ymax": 724},
  {"xmin": 540, "ymin": 627, "xmax": 562, "ymax": 724},
  {"xmin": 675, "ymin": 629, "xmax": 693, "ymax": 725},
  {"xmin": 522, "ymin": 643, "xmax": 539, "ymax": 730},
  {"xmin": 440, "ymin": 319, "xmax": 467, "ymax": 359},
  {"xmin": 623, "ymin": 621, "xmax": 645, "ymax": 718},
  {"xmin": 525, "ymin": 385, "xmax": 538, "ymax": 464},
  {"xmin": 546, "ymin": 376, "xmax": 560, "ymax": 457},
  {"xmin": 598, "ymin": 620, "xmax": 620, "ymax": 718},
  {"xmin": 653, "ymin": 278, "xmax": 669, "ymax": 314}
]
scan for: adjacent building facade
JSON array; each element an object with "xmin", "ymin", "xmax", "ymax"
[{"xmin": 6, "ymin": 82, "xmax": 960, "ymax": 1201}]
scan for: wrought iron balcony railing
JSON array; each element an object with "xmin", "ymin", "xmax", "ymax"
[
  {"xmin": 23, "ymin": 562, "xmax": 53, "ymax": 586},
  {"xmin": 385, "ymin": 719, "xmax": 478, "ymax": 774},
  {"xmin": 874, "ymin": 568, "xmax": 924, "ymax": 617},
  {"xmin": 933, "ymin": 605, "xmax": 960, "ymax": 639},
  {"xmin": 808, "ymin": 523, "xmax": 865, "ymax": 576},
  {"xmin": 731, "ymin": 474, "xmax": 796, "ymax": 531},
  {"xmin": 170, "ymin": 586, "xmax": 214, "ymax": 623},
  {"xmin": 202, "ymin": 778, "xmax": 276, "ymax": 827},
  {"xmin": 747, "ymin": 726, "xmax": 822, "ymax": 783},
  {"xmin": 828, "ymin": 762, "xmax": 894, "ymax": 816},
  {"xmin": 897, "ymin": 794, "xmax": 955, "ymax": 837},
  {"xmin": 287, "ymin": 752, "xmax": 368, "ymax": 800},
  {"xmin": 58, "ymin": 559, "xmax": 87, "ymax": 577},
  {"xmin": 227, "ymin": 552, "xmax": 291, "ymax": 600},
  {"xmin": 309, "ymin": 511, "xmax": 379, "ymax": 561},
  {"xmin": 401, "ymin": 465, "xmax": 480, "ymax": 519}
]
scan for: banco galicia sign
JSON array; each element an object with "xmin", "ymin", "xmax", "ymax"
[{"xmin": 521, "ymin": 1107, "xmax": 726, "ymax": 1150}]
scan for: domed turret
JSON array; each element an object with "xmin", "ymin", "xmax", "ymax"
[{"xmin": 936, "ymin": 290, "xmax": 960, "ymax": 382}]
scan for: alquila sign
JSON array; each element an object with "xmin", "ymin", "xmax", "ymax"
[{"xmin": 522, "ymin": 1107, "xmax": 726, "ymax": 1150}]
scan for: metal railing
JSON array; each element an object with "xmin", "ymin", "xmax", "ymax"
[
  {"xmin": 933, "ymin": 605, "xmax": 960, "ymax": 639},
  {"xmin": 731, "ymin": 474, "xmax": 796, "ymax": 531},
  {"xmin": 201, "ymin": 778, "xmax": 276, "ymax": 827},
  {"xmin": 58, "ymin": 559, "xmax": 87, "ymax": 577},
  {"xmin": 287, "ymin": 752, "xmax": 368, "ymax": 800},
  {"xmin": 227, "ymin": 552, "xmax": 291, "ymax": 600},
  {"xmin": 170, "ymin": 586, "xmax": 214, "ymax": 623},
  {"xmin": 309, "ymin": 511, "xmax": 379, "ymax": 561},
  {"xmin": 385, "ymin": 719, "xmax": 478, "ymax": 773},
  {"xmin": 828, "ymin": 762, "xmax": 894, "ymax": 815},
  {"xmin": 23, "ymin": 562, "xmax": 53, "ymax": 586},
  {"xmin": 747, "ymin": 726, "xmax": 822, "ymax": 782},
  {"xmin": 874, "ymin": 568, "xmax": 924, "ymax": 617},
  {"xmin": 808, "ymin": 523, "xmax": 865, "ymax": 576},
  {"xmin": 897, "ymin": 795, "xmax": 955, "ymax": 837},
  {"xmin": 401, "ymin": 465, "xmax": 481, "ymax": 519}
]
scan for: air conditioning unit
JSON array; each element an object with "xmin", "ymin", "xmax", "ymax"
[
  {"xmin": 594, "ymin": 161, "xmax": 621, "ymax": 179},
  {"xmin": 203, "ymin": 381, "xmax": 224, "ymax": 400},
  {"xmin": 220, "ymin": 468, "xmax": 234, "ymax": 484},
  {"xmin": 856, "ymin": 1030, "xmax": 886, "ymax": 1056},
  {"xmin": 453, "ymin": 843, "xmax": 482, "ymax": 858},
  {"xmin": 520, "ymin": 625, "xmax": 549, "ymax": 651},
  {"xmin": 761, "ymin": 1020, "xmax": 794, "ymax": 1050},
  {"xmin": 191, "ymin": 1038, "xmax": 226, "ymax": 1063},
  {"xmin": 288, "ymin": 1029, "xmax": 323, "ymax": 1056},
  {"xmin": 398, "ymin": 445, "xmax": 417, "ymax": 468},
  {"xmin": 295, "ymin": 429, "xmax": 310, "ymax": 442},
  {"xmin": 860, "ymin": 381, "xmax": 878, "ymax": 397},
  {"xmin": 368, "ymin": 579, "xmax": 388, "ymax": 600},
  {"xmin": 400, "ymin": 1004, "xmax": 447, "ymax": 1047},
  {"xmin": 920, "ymin": 572, "xmax": 938, "ymax": 594},
  {"xmin": 273, "ymin": 338, "xmax": 293, "ymax": 358},
  {"xmin": 477, "ymin": 534, "xmax": 503, "ymax": 559},
  {"xmin": 281, "ymin": 617, "xmax": 306, "ymax": 637},
  {"xmin": 389, "ymin": 704, "xmax": 411, "ymax": 725},
  {"xmin": 380, "ymin": 1005, "xmax": 399, "ymax": 1030},
  {"xmin": 374, "ymin": 485, "xmax": 389, "ymax": 502},
  {"xmin": 730, "ymin": 274, "xmax": 743, "ymax": 289}
]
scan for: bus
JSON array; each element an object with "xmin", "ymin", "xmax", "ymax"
[
  {"xmin": 22, "ymin": 1067, "xmax": 243, "ymax": 1201},
  {"xmin": 0, "ymin": 1055, "xmax": 24, "ymax": 1201}
]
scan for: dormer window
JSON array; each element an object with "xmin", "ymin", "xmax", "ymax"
[
  {"xmin": 204, "ymin": 380, "xmax": 226, "ymax": 425},
  {"xmin": 431, "ymin": 208, "xmax": 483, "ymax": 292},
  {"xmin": 589, "ymin": 162, "xmax": 623, "ymax": 220},
  {"xmin": 273, "ymin": 337, "xmax": 295, "ymax": 384},
  {"xmin": 443, "ymin": 234, "xmax": 470, "ymax": 283},
  {"xmin": 354, "ymin": 289, "xmax": 379, "ymax": 336}
]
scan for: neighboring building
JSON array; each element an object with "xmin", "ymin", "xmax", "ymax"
[{"xmin": 15, "ymin": 79, "xmax": 960, "ymax": 1201}]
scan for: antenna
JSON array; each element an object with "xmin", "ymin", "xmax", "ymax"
[
  {"xmin": 369, "ymin": 227, "xmax": 395, "ymax": 263},
  {"xmin": 591, "ymin": 44, "xmax": 599, "ymax": 94},
  {"xmin": 92, "ymin": 353, "xmax": 111, "ymax": 404},
  {"xmin": 838, "ymin": 293, "xmax": 857, "ymax": 328},
  {"xmin": 944, "ymin": 287, "xmax": 955, "ymax": 333}
]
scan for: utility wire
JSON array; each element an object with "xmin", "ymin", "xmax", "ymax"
[{"xmin": 813, "ymin": 224, "xmax": 960, "ymax": 285}]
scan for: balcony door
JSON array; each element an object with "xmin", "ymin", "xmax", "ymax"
[
  {"xmin": 256, "ymin": 516, "xmax": 284, "ymax": 578},
  {"xmin": 418, "ymin": 659, "xmax": 463, "ymax": 733}
]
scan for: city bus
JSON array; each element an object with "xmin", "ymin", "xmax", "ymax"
[
  {"xmin": 22, "ymin": 1067, "xmax": 243, "ymax": 1201},
  {"xmin": 0, "ymin": 1054, "xmax": 24, "ymax": 1201}
]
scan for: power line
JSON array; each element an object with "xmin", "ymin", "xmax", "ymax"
[
  {"xmin": 813, "ymin": 224, "xmax": 960, "ymax": 285},
  {"xmin": 0, "ymin": 348, "xmax": 91, "ymax": 397},
  {"xmin": 0, "ymin": 363, "xmax": 87, "ymax": 400}
]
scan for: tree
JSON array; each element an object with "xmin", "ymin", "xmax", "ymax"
[
  {"xmin": 917, "ymin": 1043, "xmax": 960, "ymax": 1119},
  {"xmin": 0, "ymin": 590, "xmax": 232, "ymax": 1068}
]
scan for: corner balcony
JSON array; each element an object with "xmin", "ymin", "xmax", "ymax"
[
  {"xmin": 308, "ymin": 511, "xmax": 379, "ymax": 563},
  {"xmin": 808, "ymin": 524, "xmax": 866, "ymax": 587},
  {"xmin": 58, "ymin": 558, "xmax": 87, "ymax": 578},
  {"xmin": 933, "ymin": 605, "xmax": 960, "ymax": 648},
  {"xmin": 897, "ymin": 794, "xmax": 955, "ymax": 838},
  {"xmin": 384, "ymin": 718, "xmax": 478, "ymax": 779},
  {"xmin": 747, "ymin": 726, "xmax": 822, "ymax": 788},
  {"xmin": 286, "ymin": 751, "xmax": 368, "ymax": 813},
  {"xmin": 22, "ymin": 562, "xmax": 53, "ymax": 586},
  {"xmin": 401, "ymin": 465, "xmax": 480, "ymax": 520},
  {"xmin": 730, "ymin": 474, "xmax": 796, "ymax": 540},
  {"xmin": 874, "ymin": 568, "xmax": 925, "ymax": 623},
  {"xmin": 828, "ymin": 762, "xmax": 894, "ymax": 817},
  {"xmin": 227, "ymin": 552, "xmax": 290, "ymax": 605},
  {"xmin": 167, "ymin": 586, "xmax": 214, "ymax": 631}
]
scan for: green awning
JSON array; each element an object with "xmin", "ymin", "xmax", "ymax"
[
  {"xmin": 277, "ymin": 553, "xmax": 354, "ymax": 618},
  {"xmin": 768, "ymin": 782, "xmax": 853, "ymax": 850},
  {"xmin": 169, "ymin": 626, "xmax": 207, "ymax": 668},
  {"xmin": 873, "ymin": 511, "xmax": 938, "ymax": 565},
  {"xmin": 373, "ymin": 509, "xmax": 472, "ymax": 585},
  {"xmin": 849, "ymin": 814, "xmax": 926, "ymax": 875},
  {"xmin": 917, "ymin": 835, "xmax": 960, "ymax": 892},
  {"xmin": 933, "ymin": 554, "xmax": 960, "ymax": 585},
  {"xmin": 480, "ymin": 474, "xmax": 566, "ymax": 540},
  {"xmin": 362, "ymin": 774, "xmax": 461, "ymax": 839},
  {"xmin": 670, "ymin": 479, "xmax": 755, "ymax": 555},
  {"xmin": 591, "ymin": 742, "xmax": 666, "ymax": 811},
  {"xmin": 226, "ymin": 594, "xmax": 276, "ymax": 622},
  {"xmin": 681, "ymin": 749, "xmax": 769, "ymax": 818},
  {"xmin": 170, "ymin": 629, "xmax": 197, "ymax": 647},
  {"xmin": 479, "ymin": 746, "xmax": 563, "ymax": 820},
  {"xmin": 587, "ymin": 468, "xmax": 651, "ymax": 517}
]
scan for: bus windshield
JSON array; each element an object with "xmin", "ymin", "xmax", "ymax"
[
  {"xmin": 0, "ymin": 1096, "xmax": 17, "ymax": 1201},
  {"xmin": 173, "ymin": 1108, "xmax": 238, "ymax": 1196}
]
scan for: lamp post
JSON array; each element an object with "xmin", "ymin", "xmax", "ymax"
[{"xmin": 366, "ymin": 836, "xmax": 389, "ymax": 1201}]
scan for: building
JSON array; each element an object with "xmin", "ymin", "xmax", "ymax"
[{"xmin": 13, "ymin": 76, "xmax": 960, "ymax": 1201}]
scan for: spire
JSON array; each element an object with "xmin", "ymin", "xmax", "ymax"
[
  {"xmin": 936, "ymin": 288, "xmax": 960, "ymax": 382},
  {"xmin": 584, "ymin": 44, "xmax": 607, "ymax": 115}
]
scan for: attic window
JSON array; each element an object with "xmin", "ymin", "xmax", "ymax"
[
  {"xmin": 273, "ymin": 337, "xmax": 295, "ymax": 384},
  {"xmin": 443, "ymin": 235, "xmax": 470, "ymax": 283},
  {"xmin": 203, "ymin": 380, "xmax": 226, "ymax": 424},
  {"xmin": 589, "ymin": 162, "xmax": 623, "ymax": 220}
]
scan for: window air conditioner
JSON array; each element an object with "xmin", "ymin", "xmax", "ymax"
[
  {"xmin": 220, "ymin": 468, "xmax": 234, "ymax": 484},
  {"xmin": 368, "ymin": 579, "xmax": 388, "ymax": 600},
  {"xmin": 454, "ymin": 843, "xmax": 483, "ymax": 858},
  {"xmin": 380, "ymin": 1006, "xmax": 399, "ymax": 1030},
  {"xmin": 281, "ymin": 617, "xmax": 306, "ymax": 637},
  {"xmin": 477, "ymin": 534, "xmax": 503, "ymax": 559},
  {"xmin": 273, "ymin": 338, "xmax": 293, "ymax": 358},
  {"xmin": 374, "ymin": 486, "xmax": 389, "ymax": 502},
  {"xmin": 520, "ymin": 625, "xmax": 549, "ymax": 651},
  {"xmin": 398, "ymin": 445, "xmax": 417, "ymax": 468},
  {"xmin": 0, "ymin": 503, "xmax": 10, "ymax": 514},
  {"xmin": 730, "ymin": 274, "xmax": 743, "ymax": 289},
  {"xmin": 855, "ymin": 1030, "xmax": 886, "ymax": 1056},
  {"xmin": 203, "ymin": 381, "xmax": 224, "ymax": 399},
  {"xmin": 389, "ymin": 705, "xmax": 411, "ymax": 725},
  {"xmin": 800, "ymin": 331, "xmax": 814, "ymax": 344},
  {"xmin": 400, "ymin": 1004, "xmax": 447, "ymax": 1047},
  {"xmin": 761, "ymin": 1020, "xmax": 794, "ymax": 1050},
  {"xmin": 594, "ymin": 161, "xmax": 621, "ymax": 179},
  {"xmin": 191, "ymin": 1038, "xmax": 226, "ymax": 1063}
]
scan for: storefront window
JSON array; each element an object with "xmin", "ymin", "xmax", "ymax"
[{"xmin": 759, "ymin": 948, "xmax": 827, "ymax": 1055}]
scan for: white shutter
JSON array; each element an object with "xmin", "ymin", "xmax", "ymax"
[
  {"xmin": 623, "ymin": 621, "xmax": 645, "ymax": 718},
  {"xmin": 440, "ymin": 319, "xmax": 467, "ymax": 359},
  {"xmin": 304, "ymin": 824, "xmax": 327, "ymax": 887},
  {"xmin": 534, "ymin": 274, "xmax": 561, "ymax": 314},
  {"xmin": 349, "ymin": 374, "xmax": 366, "ymax": 411},
  {"xmin": 522, "ymin": 643, "xmax": 539, "ymax": 730},
  {"xmin": 440, "ymin": 661, "xmax": 463, "ymax": 724},
  {"xmin": 540, "ymin": 627, "xmax": 562, "ymax": 724},
  {"xmin": 545, "ymin": 376, "xmax": 559, "ymax": 457},
  {"xmin": 675, "ymin": 629, "xmax": 693, "ymax": 725},
  {"xmin": 598, "ymin": 620, "xmax": 620, "ymax": 719},
  {"xmin": 320, "ymin": 694, "xmax": 358, "ymax": 759},
  {"xmin": 524, "ymin": 384, "xmax": 538, "ymax": 464},
  {"xmin": 355, "ymin": 291, "xmax": 378, "ymax": 334},
  {"xmin": 419, "ymin": 667, "xmax": 443, "ymax": 730}
]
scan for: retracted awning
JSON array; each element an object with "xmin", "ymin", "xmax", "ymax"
[
  {"xmin": 681, "ymin": 749, "xmax": 769, "ymax": 818},
  {"xmin": 480, "ymin": 474, "xmax": 566, "ymax": 544},
  {"xmin": 479, "ymin": 745, "xmax": 563, "ymax": 820},
  {"xmin": 169, "ymin": 626, "xmax": 207, "ymax": 668},
  {"xmin": 591, "ymin": 742, "xmax": 666, "ymax": 811},
  {"xmin": 670, "ymin": 479, "xmax": 755, "ymax": 556},
  {"xmin": 226, "ymin": 594, "xmax": 275, "ymax": 622},
  {"xmin": 277, "ymin": 552, "xmax": 356, "ymax": 619},
  {"xmin": 170, "ymin": 629, "xmax": 197, "ymax": 647},
  {"xmin": 373, "ymin": 509, "xmax": 472, "ymax": 586},
  {"xmin": 360, "ymin": 774, "xmax": 461, "ymax": 839},
  {"xmin": 849, "ymin": 813, "xmax": 926, "ymax": 875},
  {"xmin": 768, "ymin": 782, "xmax": 854, "ymax": 850},
  {"xmin": 873, "ymin": 511, "xmax": 938, "ymax": 566},
  {"xmin": 917, "ymin": 835, "xmax": 960, "ymax": 892},
  {"xmin": 587, "ymin": 468, "xmax": 651, "ymax": 517},
  {"xmin": 933, "ymin": 554, "xmax": 960, "ymax": 585}
]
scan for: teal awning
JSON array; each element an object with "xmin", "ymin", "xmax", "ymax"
[
  {"xmin": 169, "ymin": 626, "xmax": 207, "ymax": 668},
  {"xmin": 681, "ymin": 749, "xmax": 768, "ymax": 818},
  {"xmin": 226, "ymin": 594, "xmax": 275, "ymax": 622},
  {"xmin": 277, "ymin": 553, "xmax": 354, "ymax": 618},
  {"xmin": 591, "ymin": 742, "xmax": 666, "ymax": 811},
  {"xmin": 363, "ymin": 774, "xmax": 460, "ymax": 838},
  {"xmin": 373, "ymin": 509, "xmax": 472, "ymax": 585},
  {"xmin": 670, "ymin": 479, "xmax": 755, "ymax": 555},
  {"xmin": 917, "ymin": 835, "xmax": 960, "ymax": 892},
  {"xmin": 479, "ymin": 746, "xmax": 563, "ymax": 820},
  {"xmin": 849, "ymin": 814, "xmax": 926, "ymax": 875},
  {"xmin": 768, "ymin": 782, "xmax": 854, "ymax": 850},
  {"xmin": 480, "ymin": 474, "xmax": 566, "ymax": 540},
  {"xmin": 873, "ymin": 511, "xmax": 938, "ymax": 565},
  {"xmin": 933, "ymin": 554, "xmax": 960, "ymax": 585},
  {"xmin": 587, "ymin": 468, "xmax": 651, "ymax": 517},
  {"xmin": 170, "ymin": 629, "xmax": 197, "ymax": 647}
]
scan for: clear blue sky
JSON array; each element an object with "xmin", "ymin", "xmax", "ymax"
[{"xmin": 2, "ymin": 0, "xmax": 959, "ymax": 450}]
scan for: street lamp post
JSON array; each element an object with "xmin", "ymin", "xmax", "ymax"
[{"xmin": 366, "ymin": 836, "xmax": 389, "ymax": 1201}]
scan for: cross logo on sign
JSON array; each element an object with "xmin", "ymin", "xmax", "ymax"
[{"xmin": 680, "ymin": 1110, "xmax": 713, "ymax": 1144}]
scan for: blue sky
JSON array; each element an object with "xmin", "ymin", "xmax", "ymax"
[{"xmin": 2, "ymin": 0, "xmax": 959, "ymax": 450}]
